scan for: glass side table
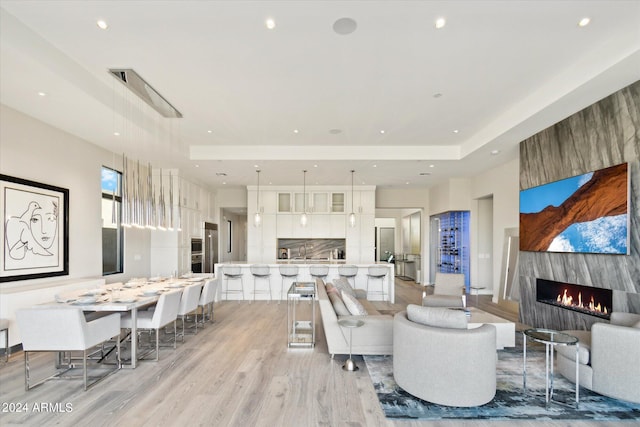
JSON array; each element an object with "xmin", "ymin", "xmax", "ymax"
[
  {"xmin": 523, "ymin": 328, "xmax": 579, "ymax": 407},
  {"xmin": 287, "ymin": 282, "xmax": 316, "ymax": 348},
  {"xmin": 338, "ymin": 318, "xmax": 364, "ymax": 371}
]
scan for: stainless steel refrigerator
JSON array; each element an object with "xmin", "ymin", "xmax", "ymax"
[{"xmin": 204, "ymin": 222, "xmax": 218, "ymax": 274}]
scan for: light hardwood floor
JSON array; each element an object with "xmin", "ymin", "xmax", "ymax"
[{"xmin": 0, "ymin": 279, "xmax": 626, "ymax": 426}]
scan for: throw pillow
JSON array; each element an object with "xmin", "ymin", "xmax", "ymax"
[
  {"xmin": 325, "ymin": 283, "xmax": 340, "ymax": 295},
  {"xmin": 328, "ymin": 292, "xmax": 351, "ymax": 316},
  {"xmin": 633, "ymin": 320, "xmax": 640, "ymax": 329},
  {"xmin": 341, "ymin": 290, "xmax": 368, "ymax": 316},
  {"xmin": 335, "ymin": 277, "xmax": 356, "ymax": 297},
  {"xmin": 406, "ymin": 304, "xmax": 467, "ymax": 329}
]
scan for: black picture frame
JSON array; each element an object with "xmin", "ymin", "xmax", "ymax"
[{"xmin": 0, "ymin": 174, "xmax": 69, "ymax": 282}]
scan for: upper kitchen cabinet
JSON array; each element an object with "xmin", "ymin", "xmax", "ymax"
[
  {"xmin": 277, "ymin": 192, "xmax": 292, "ymax": 213},
  {"xmin": 312, "ymin": 192, "xmax": 329, "ymax": 213},
  {"xmin": 331, "ymin": 192, "xmax": 345, "ymax": 213}
]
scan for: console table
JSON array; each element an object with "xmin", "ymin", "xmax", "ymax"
[{"xmin": 287, "ymin": 282, "xmax": 316, "ymax": 348}]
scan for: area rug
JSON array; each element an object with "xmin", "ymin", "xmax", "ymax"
[{"xmin": 364, "ymin": 344, "xmax": 640, "ymax": 420}]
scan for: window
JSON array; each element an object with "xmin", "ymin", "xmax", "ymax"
[{"xmin": 101, "ymin": 166, "xmax": 123, "ymax": 275}]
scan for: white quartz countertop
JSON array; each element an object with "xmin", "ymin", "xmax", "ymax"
[{"xmin": 215, "ymin": 262, "xmax": 393, "ymax": 267}]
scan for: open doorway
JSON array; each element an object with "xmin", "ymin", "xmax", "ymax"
[{"xmin": 220, "ymin": 207, "xmax": 247, "ymax": 263}]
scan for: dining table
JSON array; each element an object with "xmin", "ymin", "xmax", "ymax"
[{"xmin": 37, "ymin": 276, "xmax": 205, "ymax": 368}]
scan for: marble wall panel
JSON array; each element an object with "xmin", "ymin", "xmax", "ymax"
[{"xmin": 519, "ymin": 81, "xmax": 640, "ymax": 329}]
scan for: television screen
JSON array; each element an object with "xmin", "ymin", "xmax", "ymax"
[{"xmin": 520, "ymin": 163, "xmax": 628, "ymax": 254}]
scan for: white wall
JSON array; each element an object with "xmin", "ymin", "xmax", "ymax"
[
  {"xmin": 469, "ymin": 158, "xmax": 519, "ymax": 302},
  {"xmin": 0, "ymin": 105, "xmax": 152, "ymax": 346}
]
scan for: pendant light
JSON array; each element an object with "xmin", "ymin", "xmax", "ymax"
[
  {"xmin": 300, "ymin": 169, "xmax": 308, "ymax": 227},
  {"xmin": 254, "ymin": 169, "xmax": 262, "ymax": 227},
  {"xmin": 349, "ymin": 170, "xmax": 356, "ymax": 228}
]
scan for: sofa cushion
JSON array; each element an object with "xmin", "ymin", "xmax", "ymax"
[
  {"xmin": 325, "ymin": 283, "xmax": 340, "ymax": 295},
  {"xmin": 328, "ymin": 291, "xmax": 351, "ymax": 316},
  {"xmin": 633, "ymin": 320, "xmax": 640, "ymax": 329},
  {"xmin": 406, "ymin": 304, "xmax": 467, "ymax": 329},
  {"xmin": 556, "ymin": 330, "xmax": 591, "ymax": 365},
  {"xmin": 335, "ymin": 277, "xmax": 356, "ymax": 297},
  {"xmin": 341, "ymin": 290, "xmax": 368, "ymax": 316}
]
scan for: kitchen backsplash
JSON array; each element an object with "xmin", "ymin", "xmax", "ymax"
[{"xmin": 277, "ymin": 239, "xmax": 346, "ymax": 260}]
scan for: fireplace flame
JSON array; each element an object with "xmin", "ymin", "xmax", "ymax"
[{"xmin": 556, "ymin": 289, "xmax": 608, "ymax": 314}]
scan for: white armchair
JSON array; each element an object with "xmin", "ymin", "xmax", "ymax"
[
  {"xmin": 16, "ymin": 308, "xmax": 121, "ymax": 391},
  {"xmin": 556, "ymin": 312, "xmax": 640, "ymax": 404},
  {"xmin": 422, "ymin": 272, "xmax": 466, "ymax": 308},
  {"xmin": 120, "ymin": 290, "xmax": 182, "ymax": 361}
]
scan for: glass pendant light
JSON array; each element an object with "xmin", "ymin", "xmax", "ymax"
[
  {"xmin": 349, "ymin": 170, "xmax": 356, "ymax": 228},
  {"xmin": 300, "ymin": 170, "xmax": 308, "ymax": 227},
  {"xmin": 254, "ymin": 169, "xmax": 262, "ymax": 227}
]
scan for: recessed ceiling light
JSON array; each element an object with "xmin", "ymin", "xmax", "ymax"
[
  {"xmin": 96, "ymin": 20, "xmax": 108, "ymax": 30},
  {"xmin": 113, "ymin": 131, "xmax": 120, "ymax": 136},
  {"xmin": 265, "ymin": 18, "xmax": 276, "ymax": 30},
  {"xmin": 207, "ymin": 130, "xmax": 213, "ymax": 134},
  {"xmin": 405, "ymin": 181, "xmax": 410, "ymax": 185},
  {"xmin": 222, "ymin": 181, "xmax": 227, "ymax": 185},
  {"xmin": 429, "ymin": 164, "xmax": 435, "ymax": 168},
  {"xmin": 490, "ymin": 150, "xmax": 500, "ymax": 155},
  {"xmin": 372, "ymin": 164, "xmax": 377, "ymax": 168},
  {"xmin": 380, "ymin": 130, "xmax": 385, "ymax": 134},
  {"xmin": 293, "ymin": 129, "xmax": 299, "ymax": 134},
  {"xmin": 254, "ymin": 164, "xmax": 259, "ymax": 168},
  {"xmin": 435, "ymin": 17, "xmax": 446, "ymax": 29},
  {"xmin": 578, "ymin": 17, "xmax": 591, "ymax": 27},
  {"xmin": 453, "ymin": 129, "xmax": 459, "ymax": 134},
  {"xmin": 333, "ymin": 17, "xmax": 357, "ymax": 35},
  {"xmin": 37, "ymin": 91, "xmax": 47, "ymax": 97},
  {"xmin": 195, "ymin": 164, "xmax": 200, "ymax": 168},
  {"xmin": 313, "ymin": 164, "xmax": 318, "ymax": 168}
]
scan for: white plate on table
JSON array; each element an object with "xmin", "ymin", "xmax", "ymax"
[
  {"xmin": 168, "ymin": 283, "xmax": 185, "ymax": 288},
  {"xmin": 186, "ymin": 277, "xmax": 203, "ymax": 282},
  {"xmin": 113, "ymin": 297, "xmax": 137, "ymax": 303},
  {"xmin": 73, "ymin": 297, "xmax": 97, "ymax": 305},
  {"xmin": 140, "ymin": 290, "xmax": 160, "ymax": 296},
  {"xmin": 82, "ymin": 289, "xmax": 106, "ymax": 296}
]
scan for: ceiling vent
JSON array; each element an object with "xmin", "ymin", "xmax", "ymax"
[{"xmin": 109, "ymin": 68, "xmax": 182, "ymax": 118}]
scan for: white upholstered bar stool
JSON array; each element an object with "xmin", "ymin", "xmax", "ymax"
[
  {"xmin": 366, "ymin": 265, "xmax": 388, "ymax": 301},
  {"xmin": 338, "ymin": 265, "xmax": 358, "ymax": 287},
  {"xmin": 250, "ymin": 264, "xmax": 272, "ymax": 302},
  {"xmin": 222, "ymin": 265, "xmax": 244, "ymax": 302},
  {"xmin": 309, "ymin": 265, "xmax": 329, "ymax": 282},
  {"xmin": 279, "ymin": 265, "xmax": 299, "ymax": 304}
]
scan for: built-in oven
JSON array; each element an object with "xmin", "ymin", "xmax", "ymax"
[{"xmin": 191, "ymin": 238, "xmax": 203, "ymax": 273}]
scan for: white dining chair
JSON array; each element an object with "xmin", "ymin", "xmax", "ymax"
[
  {"xmin": 177, "ymin": 283, "xmax": 203, "ymax": 340},
  {"xmin": 198, "ymin": 279, "xmax": 219, "ymax": 325},
  {"xmin": 120, "ymin": 290, "xmax": 182, "ymax": 361},
  {"xmin": 16, "ymin": 308, "xmax": 121, "ymax": 391}
]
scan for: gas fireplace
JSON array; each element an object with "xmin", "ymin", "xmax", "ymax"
[{"xmin": 536, "ymin": 278, "xmax": 612, "ymax": 320}]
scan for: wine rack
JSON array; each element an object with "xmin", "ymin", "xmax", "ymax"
[{"xmin": 435, "ymin": 211, "xmax": 470, "ymax": 289}]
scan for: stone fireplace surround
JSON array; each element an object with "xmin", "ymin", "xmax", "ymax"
[{"xmin": 518, "ymin": 82, "xmax": 640, "ymax": 332}]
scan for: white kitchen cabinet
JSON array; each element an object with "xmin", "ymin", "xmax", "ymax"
[
  {"xmin": 277, "ymin": 214, "xmax": 293, "ymax": 237},
  {"xmin": 311, "ymin": 214, "xmax": 329, "ymax": 237},
  {"xmin": 331, "ymin": 192, "xmax": 345, "ymax": 213},
  {"xmin": 312, "ymin": 192, "xmax": 329, "ymax": 213},
  {"xmin": 278, "ymin": 193, "xmax": 292, "ymax": 213}
]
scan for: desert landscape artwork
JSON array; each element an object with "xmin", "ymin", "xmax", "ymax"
[{"xmin": 519, "ymin": 163, "xmax": 628, "ymax": 254}]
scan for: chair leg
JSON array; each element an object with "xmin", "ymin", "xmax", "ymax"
[
  {"xmin": 155, "ymin": 328, "xmax": 160, "ymax": 361},
  {"xmin": 24, "ymin": 351, "xmax": 29, "ymax": 391},
  {"xmin": 173, "ymin": 321, "xmax": 177, "ymax": 349},
  {"xmin": 83, "ymin": 350, "xmax": 88, "ymax": 391}
]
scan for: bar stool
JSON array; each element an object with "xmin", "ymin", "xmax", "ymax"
[
  {"xmin": 279, "ymin": 265, "xmax": 299, "ymax": 304},
  {"xmin": 366, "ymin": 265, "xmax": 389, "ymax": 301},
  {"xmin": 338, "ymin": 265, "xmax": 358, "ymax": 287},
  {"xmin": 250, "ymin": 264, "xmax": 272, "ymax": 303},
  {"xmin": 222, "ymin": 265, "xmax": 244, "ymax": 302},
  {"xmin": 309, "ymin": 265, "xmax": 329, "ymax": 282},
  {"xmin": 0, "ymin": 319, "xmax": 9, "ymax": 362}
]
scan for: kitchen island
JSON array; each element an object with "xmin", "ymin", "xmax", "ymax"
[{"xmin": 214, "ymin": 262, "xmax": 395, "ymax": 302}]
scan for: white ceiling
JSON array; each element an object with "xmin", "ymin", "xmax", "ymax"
[{"xmin": 1, "ymin": 1, "xmax": 639, "ymax": 190}]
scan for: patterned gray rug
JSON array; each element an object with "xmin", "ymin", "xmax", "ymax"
[{"xmin": 364, "ymin": 344, "xmax": 640, "ymax": 420}]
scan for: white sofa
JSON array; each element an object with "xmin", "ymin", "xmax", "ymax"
[
  {"xmin": 556, "ymin": 312, "xmax": 640, "ymax": 404},
  {"xmin": 316, "ymin": 278, "xmax": 393, "ymax": 356}
]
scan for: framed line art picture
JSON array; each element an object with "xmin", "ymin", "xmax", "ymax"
[{"xmin": 1, "ymin": 174, "xmax": 69, "ymax": 282}]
